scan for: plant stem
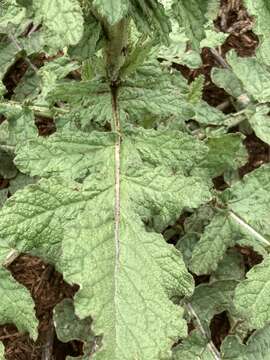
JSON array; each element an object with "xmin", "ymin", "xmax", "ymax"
[
  {"xmin": 0, "ymin": 101, "xmax": 68, "ymax": 119},
  {"xmin": 185, "ymin": 303, "xmax": 221, "ymax": 360},
  {"xmin": 103, "ymin": 19, "xmax": 129, "ymax": 82}
]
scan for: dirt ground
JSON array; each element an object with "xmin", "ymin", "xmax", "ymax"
[{"xmin": 0, "ymin": 0, "xmax": 269, "ymax": 358}]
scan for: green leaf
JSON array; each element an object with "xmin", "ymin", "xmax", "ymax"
[
  {"xmin": 227, "ymin": 50, "xmax": 270, "ymax": 102},
  {"xmin": 0, "ymin": 177, "xmax": 88, "ymax": 263},
  {"xmin": 15, "ymin": 129, "xmax": 207, "ymax": 182},
  {"xmin": 190, "ymin": 211, "xmax": 238, "ymax": 275},
  {"xmin": 187, "ymin": 75, "xmax": 204, "ymax": 104},
  {"xmin": 221, "ymin": 324, "xmax": 270, "ymax": 359},
  {"xmin": 248, "ymin": 105, "xmax": 270, "ymax": 145},
  {"xmin": 244, "ymin": 0, "xmax": 270, "ymax": 66},
  {"xmin": 234, "ymin": 255, "xmax": 270, "ymax": 329},
  {"xmin": 192, "ymin": 100, "xmax": 226, "ymax": 125},
  {"xmin": 54, "ymin": 298, "xmax": 95, "ymax": 358},
  {"xmin": 0, "ymin": 342, "xmax": 4, "ymax": 360},
  {"xmin": 172, "ymin": 0, "xmax": 208, "ymax": 49},
  {"xmin": 202, "ymin": 133, "xmax": 247, "ymax": 178},
  {"xmin": 1, "ymin": 128, "xmax": 213, "ymax": 359},
  {"xmin": 92, "ymin": 0, "xmax": 129, "ymax": 25},
  {"xmin": 173, "ymin": 330, "xmax": 216, "ymax": 360},
  {"xmin": 211, "ymin": 67, "xmax": 244, "ymax": 98},
  {"xmin": 210, "ymin": 250, "xmax": 245, "ymax": 282},
  {"xmin": 32, "ymin": 0, "xmax": 84, "ymax": 50},
  {"xmin": 130, "ymin": 0, "xmax": 171, "ymax": 42},
  {"xmin": 68, "ymin": 14, "xmax": 101, "ymax": 61},
  {"xmin": 0, "ymin": 268, "xmax": 38, "ymax": 340},
  {"xmin": 190, "ymin": 280, "xmax": 238, "ymax": 327}
]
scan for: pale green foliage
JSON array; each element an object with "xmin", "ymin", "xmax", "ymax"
[
  {"xmin": 173, "ymin": 330, "xmax": 216, "ymax": 360},
  {"xmin": 189, "ymin": 280, "xmax": 238, "ymax": 327},
  {"xmin": 0, "ymin": 343, "xmax": 4, "ymax": 360},
  {"xmin": 227, "ymin": 50, "xmax": 270, "ymax": 102},
  {"xmin": 0, "ymin": 0, "xmax": 269, "ymax": 358},
  {"xmin": 234, "ymin": 256, "xmax": 270, "ymax": 329},
  {"xmin": 32, "ymin": 0, "xmax": 84, "ymax": 50},
  {"xmin": 191, "ymin": 165, "xmax": 270, "ymax": 275},
  {"xmin": 244, "ymin": 0, "xmax": 270, "ymax": 66},
  {"xmin": 248, "ymin": 105, "xmax": 270, "ymax": 145},
  {"xmin": 221, "ymin": 324, "xmax": 270, "ymax": 359},
  {"xmin": 54, "ymin": 299, "xmax": 95, "ymax": 359},
  {"xmin": 0, "ymin": 268, "xmax": 38, "ymax": 340},
  {"xmin": 201, "ymin": 133, "xmax": 247, "ymax": 177},
  {"xmin": 190, "ymin": 212, "xmax": 237, "ymax": 274},
  {"xmin": 92, "ymin": 0, "xmax": 129, "ymax": 25},
  {"xmin": 0, "ymin": 128, "xmax": 212, "ymax": 359}
]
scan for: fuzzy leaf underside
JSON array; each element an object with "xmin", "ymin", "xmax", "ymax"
[
  {"xmin": 221, "ymin": 324, "xmax": 270, "ymax": 359},
  {"xmin": 0, "ymin": 128, "xmax": 212, "ymax": 359},
  {"xmin": 0, "ymin": 268, "xmax": 38, "ymax": 340}
]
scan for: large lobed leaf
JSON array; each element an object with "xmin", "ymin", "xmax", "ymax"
[{"xmin": 0, "ymin": 128, "xmax": 212, "ymax": 359}]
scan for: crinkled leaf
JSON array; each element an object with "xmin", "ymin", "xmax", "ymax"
[
  {"xmin": 15, "ymin": 129, "xmax": 207, "ymax": 182},
  {"xmin": 47, "ymin": 63, "xmax": 192, "ymax": 126},
  {"xmin": 130, "ymin": 0, "xmax": 171, "ymax": 42},
  {"xmin": 234, "ymin": 256, "xmax": 270, "ymax": 329},
  {"xmin": 227, "ymin": 50, "xmax": 270, "ymax": 102},
  {"xmin": 248, "ymin": 105, "xmax": 270, "ymax": 145},
  {"xmin": 173, "ymin": 330, "xmax": 215, "ymax": 360},
  {"xmin": 172, "ymin": 0, "xmax": 208, "ymax": 49},
  {"xmin": 68, "ymin": 14, "xmax": 101, "ymax": 61},
  {"xmin": 1, "ymin": 128, "xmax": 213, "ymax": 359},
  {"xmin": 0, "ymin": 268, "xmax": 38, "ymax": 340},
  {"xmin": 32, "ymin": 0, "xmax": 84, "ymax": 50},
  {"xmin": 192, "ymin": 165, "xmax": 270, "ymax": 275},
  {"xmin": 190, "ymin": 211, "xmax": 237, "ymax": 275},
  {"xmin": 221, "ymin": 324, "xmax": 270, "ymax": 359},
  {"xmin": 201, "ymin": 133, "xmax": 247, "ymax": 178}
]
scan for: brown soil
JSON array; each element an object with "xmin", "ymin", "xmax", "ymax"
[{"xmin": 0, "ymin": 255, "xmax": 82, "ymax": 360}]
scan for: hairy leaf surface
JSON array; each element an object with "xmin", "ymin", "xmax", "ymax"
[{"xmin": 1, "ymin": 128, "xmax": 212, "ymax": 359}]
